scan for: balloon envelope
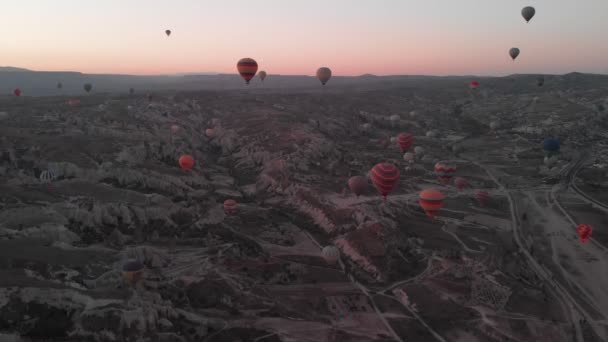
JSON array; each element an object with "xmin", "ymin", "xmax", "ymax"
[
  {"xmin": 521, "ymin": 6, "xmax": 535, "ymax": 23},
  {"xmin": 316, "ymin": 67, "xmax": 332, "ymax": 85},
  {"xmin": 419, "ymin": 189, "xmax": 445, "ymax": 219},
  {"xmin": 237, "ymin": 58, "xmax": 258, "ymax": 85},
  {"xmin": 13, "ymin": 88, "xmax": 21, "ymax": 97},
  {"xmin": 258, "ymin": 71, "xmax": 267, "ymax": 82},
  {"xmin": 397, "ymin": 133, "xmax": 414, "ymax": 152},
  {"xmin": 475, "ymin": 190, "xmax": 490, "ymax": 206},
  {"xmin": 179, "ymin": 155, "xmax": 195, "ymax": 171},
  {"xmin": 83, "ymin": 83, "xmax": 92, "ymax": 93},
  {"xmin": 370, "ymin": 163, "xmax": 400, "ymax": 200},
  {"xmin": 454, "ymin": 177, "xmax": 468, "ymax": 191},
  {"xmin": 165, "ymin": 29, "xmax": 171, "ymax": 36},
  {"xmin": 122, "ymin": 259, "xmax": 144, "ymax": 285},
  {"xmin": 434, "ymin": 161, "xmax": 457, "ymax": 184},
  {"xmin": 576, "ymin": 224, "xmax": 592, "ymax": 243},
  {"xmin": 322, "ymin": 246, "xmax": 340, "ymax": 264},
  {"xmin": 224, "ymin": 199, "xmax": 237, "ymax": 215},
  {"xmin": 348, "ymin": 176, "xmax": 368, "ymax": 197},
  {"xmin": 509, "ymin": 48, "xmax": 520, "ymax": 60}
]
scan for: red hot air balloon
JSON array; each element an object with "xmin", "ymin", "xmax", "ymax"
[
  {"xmin": 576, "ymin": 224, "xmax": 592, "ymax": 243},
  {"xmin": 474, "ymin": 190, "xmax": 490, "ymax": 206},
  {"xmin": 397, "ymin": 133, "xmax": 414, "ymax": 152},
  {"xmin": 454, "ymin": 177, "xmax": 468, "ymax": 191},
  {"xmin": 370, "ymin": 163, "xmax": 400, "ymax": 201},
  {"xmin": 179, "ymin": 154, "xmax": 195, "ymax": 172},
  {"xmin": 419, "ymin": 189, "xmax": 445, "ymax": 219},
  {"xmin": 237, "ymin": 58, "xmax": 258, "ymax": 85},
  {"xmin": 469, "ymin": 81, "xmax": 480, "ymax": 89},
  {"xmin": 224, "ymin": 199, "xmax": 237, "ymax": 215},
  {"xmin": 434, "ymin": 161, "xmax": 457, "ymax": 184},
  {"xmin": 348, "ymin": 176, "xmax": 368, "ymax": 197},
  {"xmin": 13, "ymin": 88, "xmax": 21, "ymax": 97}
]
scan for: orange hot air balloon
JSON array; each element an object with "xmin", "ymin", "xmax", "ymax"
[
  {"xmin": 576, "ymin": 224, "xmax": 592, "ymax": 243},
  {"xmin": 316, "ymin": 67, "xmax": 332, "ymax": 85},
  {"xmin": 237, "ymin": 58, "xmax": 258, "ymax": 85},
  {"xmin": 474, "ymin": 190, "xmax": 490, "ymax": 206},
  {"xmin": 179, "ymin": 154, "xmax": 195, "ymax": 171},
  {"xmin": 454, "ymin": 177, "xmax": 468, "ymax": 191},
  {"xmin": 122, "ymin": 259, "xmax": 144, "ymax": 286},
  {"xmin": 397, "ymin": 133, "xmax": 414, "ymax": 152},
  {"xmin": 224, "ymin": 199, "xmax": 237, "ymax": 215},
  {"xmin": 419, "ymin": 189, "xmax": 445, "ymax": 219},
  {"xmin": 370, "ymin": 163, "xmax": 400, "ymax": 201},
  {"xmin": 205, "ymin": 128, "xmax": 215, "ymax": 138},
  {"xmin": 348, "ymin": 176, "xmax": 368, "ymax": 197},
  {"xmin": 13, "ymin": 88, "xmax": 21, "ymax": 97}
]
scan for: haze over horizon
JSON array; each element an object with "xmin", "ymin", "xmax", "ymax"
[{"xmin": 2, "ymin": 0, "xmax": 607, "ymax": 77}]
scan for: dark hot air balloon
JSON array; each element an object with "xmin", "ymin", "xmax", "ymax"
[
  {"xmin": 537, "ymin": 76, "xmax": 545, "ymax": 87},
  {"xmin": 543, "ymin": 138, "xmax": 560, "ymax": 156},
  {"xmin": 317, "ymin": 67, "xmax": 332, "ymax": 85},
  {"xmin": 13, "ymin": 88, "xmax": 21, "ymax": 97},
  {"xmin": 397, "ymin": 133, "xmax": 414, "ymax": 152},
  {"xmin": 509, "ymin": 48, "xmax": 520, "ymax": 61},
  {"xmin": 57, "ymin": 82, "xmax": 63, "ymax": 89},
  {"xmin": 576, "ymin": 224, "xmax": 592, "ymax": 243},
  {"xmin": 370, "ymin": 163, "xmax": 400, "ymax": 201},
  {"xmin": 165, "ymin": 29, "xmax": 171, "ymax": 37},
  {"xmin": 83, "ymin": 83, "xmax": 92, "ymax": 93},
  {"xmin": 419, "ymin": 189, "xmax": 445, "ymax": 219},
  {"xmin": 258, "ymin": 71, "xmax": 267, "ymax": 82},
  {"xmin": 521, "ymin": 6, "xmax": 536, "ymax": 23},
  {"xmin": 348, "ymin": 176, "xmax": 368, "ymax": 197},
  {"xmin": 122, "ymin": 259, "xmax": 145, "ymax": 286},
  {"xmin": 224, "ymin": 199, "xmax": 237, "ymax": 215},
  {"xmin": 179, "ymin": 155, "xmax": 195, "ymax": 172},
  {"xmin": 237, "ymin": 58, "xmax": 258, "ymax": 85}
]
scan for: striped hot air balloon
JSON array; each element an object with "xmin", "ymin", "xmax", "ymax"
[
  {"xmin": 322, "ymin": 246, "xmax": 340, "ymax": 264},
  {"xmin": 453, "ymin": 177, "xmax": 468, "ymax": 191},
  {"xmin": 122, "ymin": 259, "xmax": 144, "ymax": 286},
  {"xmin": 475, "ymin": 190, "xmax": 490, "ymax": 206},
  {"xmin": 419, "ymin": 189, "xmax": 445, "ymax": 219},
  {"xmin": 237, "ymin": 58, "xmax": 258, "ymax": 85},
  {"xmin": 40, "ymin": 169, "xmax": 56, "ymax": 190},
  {"xmin": 369, "ymin": 163, "xmax": 400, "ymax": 201},
  {"xmin": 224, "ymin": 199, "xmax": 237, "ymax": 215},
  {"xmin": 434, "ymin": 161, "xmax": 457, "ymax": 184},
  {"xmin": 179, "ymin": 154, "xmax": 195, "ymax": 172},
  {"xmin": 348, "ymin": 176, "xmax": 368, "ymax": 197},
  {"xmin": 576, "ymin": 224, "xmax": 592, "ymax": 243},
  {"xmin": 397, "ymin": 133, "xmax": 414, "ymax": 152}
]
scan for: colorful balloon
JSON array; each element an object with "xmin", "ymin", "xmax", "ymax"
[
  {"xmin": 322, "ymin": 246, "xmax": 340, "ymax": 264},
  {"xmin": 258, "ymin": 71, "xmax": 267, "ymax": 82},
  {"xmin": 509, "ymin": 48, "xmax": 520, "ymax": 61},
  {"xmin": 122, "ymin": 259, "xmax": 144, "ymax": 286},
  {"xmin": 521, "ymin": 6, "xmax": 536, "ymax": 23},
  {"xmin": 454, "ymin": 177, "xmax": 468, "ymax": 191},
  {"xmin": 224, "ymin": 199, "xmax": 237, "ymax": 215},
  {"xmin": 13, "ymin": 88, "xmax": 21, "ymax": 97},
  {"xmin": 237, "ymin": 58, "xmax": 258, "ymax": 85},
  {"xmin": 475, "ymin": 190, "xmax": 490, "ymax": 206},
  {"xmin": 419, "ymin": 189, "xmax": 445, "ymax": 219},
  {"xmin": 179, "ymin": 154, "xmax": 195, "ymax": 172},
  {"xmin": 370, "ymin": 163, "xmax": 400, "ymax": 201},
  {"xmin": 348, "ymin": 176, "xmax": 368, "ymax": 197},
  {"xmin": 434, "ymin": 161, "xmax": 457, "ymax": 184},
  {"xmin": 576, "ymin": 224, "xmax": 592, "ymax": 243},
  {"xmin": 316, "ymin": 67, "xmax": 332, "ymax": 85},
  {"xmin": 397, "ymin": 133, "xmax": 414, "ymax": 152}
]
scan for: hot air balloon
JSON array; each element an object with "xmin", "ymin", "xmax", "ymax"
[
  {"xmin": 576, "ymin": 224, "xmax": 592, "ymax": 243},
  {"xmin": 414, "ymin": 146, "xmax": 424, "ymax": 155},
  {"xmin": 397, "ymin": 133, "xmax": 414, "ymax": 152},
  {"xmin": 521, "ymin": 6, "xmax": 536, "ymax": 23},
  {"xmin": 122, "ymin": 259, "xmax": 145, "ymax": 286},
  {"xmin": 454, "ymin": 177, "xmax": 468, "ymax": 191},
  {"xmin": 370, "ymin": 163, "xmax": 400, "ymax": 201},
  {"xmin": 475, "ymin": 190, "xmax": 490, "ymax": 206},
  {"xmin": 259, "ymin": 71, "xmax": 267, "ymax": 82},
  {"xmin": 348, "ymin": 176, "xmax": 368, "ymax": 197},
  {"xmin": 322, "ymin": 246, "xmax": 340, "ymax": 264},
  {"xmin": 403, "ymin": 152, "xmax": 415, "ymax": 163},
  {"xmin": 389, "ymin": 114, "xmax": 400, "ymax": 123},
  {"xmin": 316, "ymin": 67, "xmax": 332, "ymax": 85},
  {"xmin": 129, "ymin": 87, "xmax": 135, "ymax": 95},
  {"xmin": 165, "ymin": 29, "xmax": 171, "ymax": 37},
  {"xmin": 83, "ymin": 83, "xmax": 92, "ymax": 93},
  {"xmin": 469, "ymin": 81, "xmax": 480, "ymax": 89},
  {"xmin": 237, "ymin": 58, "xmax": 258, "ymax": 85},
  {"xmin": 542, "ymin": 138, "xmax": 560, "ymax": 156},
  {"xmin": 489, "ymin": 121, "xmax": 499, "ymax": 130},
  {"xmin": 419, "ymin": 189, "xmax": 445, "ymax": 219},
  {"xmin": 537, "ymin": 76, "xmax": 545, "ymax": 87},
  {"xmin": 390, "ymin": 137, "xmax": 397, "ymax": 143},
  {"xmin": 179, "ymin": 154, "xmax": 195, "ymax": 172},
  {"xmin": 205, "ymin": 128, "xmax": 215, "ymax": 138},
  {"xmin": 40, "ymin": 169, "xmax": 55, "ymax": 190},
  {"xmin": 170, "ymin": 125, "xmax": 180, "ymax": 134},
  {"xmin": 224, "ymin": 199, "xmax": 237, "ymax": 215},
  {"xmin": 434, "ymin": 161, "xmax": 457, "ymax": 184},
  {"xmin": 57, "ymin": 82, "xmax": 63, "ymax": 89},
  {"xmin": 13, "ymin": 88, "xmax": 21, "ymax": 97},
  {"xmin": 509, "ymin": 48, "xmax": 520, "ymax": 61}
]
